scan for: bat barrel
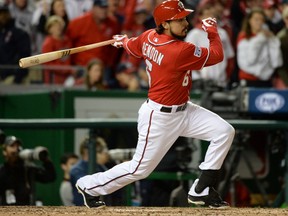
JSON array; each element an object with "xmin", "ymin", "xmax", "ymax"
[
  {"xmin": 18, "ymin": 39, "xmax": 116, "ymax": 68},
  {"xmin": 19, "ymin": 60, "xmax": 24, "ymax": 68},
  {"xmin": 19, "ymin": 58, "xmax": 38, "ymax": 68}
]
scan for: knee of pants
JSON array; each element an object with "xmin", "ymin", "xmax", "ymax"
[
  {"xmin": 223, "ymin": 124, "xmax": 235, "ymax": 143},
  {"xmin": 214, "ymin": 123, "xmax": 235, "ymax": 143},
  {"xmin": 131, "ymin": 165, "xmax": 154, "ymax": 180},
  {"xmin": 228, "ymin": 124, "xmax": 235, "ymax": 138}
]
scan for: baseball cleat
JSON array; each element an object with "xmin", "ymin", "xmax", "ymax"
[
  {"xmin": 188, "ymin": 187, "xmax": 229, "ymax": 209},
  {"xmin": 75, "ymin": 183, "xmax": 106, "ymax": 208}
]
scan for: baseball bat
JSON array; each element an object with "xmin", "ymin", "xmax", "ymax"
[{"xmin": 19, "ymin": 39, "xmax": 116, "ymax": 68}]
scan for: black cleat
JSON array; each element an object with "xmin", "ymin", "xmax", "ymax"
[
  {"xmin": 75, "ymin": 184, "xmax": 106, "ymax": 208},
  {"xmin": 188, "ymin": 187, "xmax": 229, "ymax": 209}
]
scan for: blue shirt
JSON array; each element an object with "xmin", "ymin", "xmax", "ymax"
[
  {"xmin": 70, "ymin": 159, "xmax": 108, "ymax": 206},
  {"xmin": 70, "ymin": 160, "xmax": 88, "ymax": 206}
]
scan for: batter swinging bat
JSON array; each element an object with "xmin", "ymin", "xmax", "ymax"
[{"xmin": 19, "ymin": 39, "xmax": 116, "ymax": 68}]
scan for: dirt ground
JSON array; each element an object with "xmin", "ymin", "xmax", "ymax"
[{"xmin": 0, "ymin": 206, "xmax": 287, "ymax": 216}]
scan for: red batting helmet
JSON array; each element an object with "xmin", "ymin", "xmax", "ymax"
[{"xmin": 153, "ymin": 0, "xmax": 194, "ymax": 26}]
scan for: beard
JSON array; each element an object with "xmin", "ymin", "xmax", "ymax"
[
  {"xmin": 7, "ymin": 154, "xmax": 20, "ymax": 165},
  {"xmin": 170, "ymin": 29, "xmax": 187, "ymax": 41}
]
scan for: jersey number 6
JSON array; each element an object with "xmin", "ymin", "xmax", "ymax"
[
  {"xmin": 182, "ymin": 70, "xmax": 191, "ymax": 87},
  {"xmin": 145, "ymin": 59, "xmax": 152, "ymax": 87}
]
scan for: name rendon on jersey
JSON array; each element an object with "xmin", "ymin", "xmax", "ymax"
[{"xmin": 142, "ymin": 42, "xmax": 164, "ymax": 66}]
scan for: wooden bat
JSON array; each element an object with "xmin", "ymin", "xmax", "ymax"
[{"xmin": 19, "ymin": 39, "xmax": 116, "ymax": 68}]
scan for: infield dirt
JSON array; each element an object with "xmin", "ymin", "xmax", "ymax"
[{"xmin": 0, "ymin": 206, "xmax": 287, "ymax": 216}]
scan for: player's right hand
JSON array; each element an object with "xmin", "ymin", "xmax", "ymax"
[
  {"xmin": 201, "ymin": 17, "xmax": 218, "ymax": 34},
  {"xmin": 112, "ymin": 34, "xmax": 128, "ymax": 48}
]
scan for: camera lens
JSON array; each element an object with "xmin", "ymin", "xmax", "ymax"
[{"xmin": 38, "ymin": 150, "xmax": 48, "ymax": 161}]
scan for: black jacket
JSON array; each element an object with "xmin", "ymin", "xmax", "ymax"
[
  {"xmin": 0, "ymin": 159, "xmax": 56, "ymax": 205},
  {"xmin": 0, "ymin": 19, "xmax": 31, "ymax": 83}
]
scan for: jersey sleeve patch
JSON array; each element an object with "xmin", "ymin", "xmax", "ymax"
[{"xmin": 194, "ymin": 46, "xmax": 202, "ymax": 57}]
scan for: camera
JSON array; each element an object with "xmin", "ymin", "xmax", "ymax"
[
  {"xmin": 108, "ymin": 148, "xmax": 135, "ymax": 162},
  {"xmin": 19, "ymin": 146, "xmax": 49, "ymax": 161}
]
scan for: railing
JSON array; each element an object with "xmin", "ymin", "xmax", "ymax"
[
  {"xmin": 0, "ymin": 118, "xmax": 287, "ymax": 206},
  {"xmin": 0, "ymin": 118, "xmax": 287, "ymax": 129}
]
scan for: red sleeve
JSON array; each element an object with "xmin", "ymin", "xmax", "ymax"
[
  {"xmin": 123, "ymin": 35, "xmax": 144, "ymax": 58},
  {"xmin": 176, "ymin": 43, "xmax": 209, "ymax": 71},
  {"xmin": 205, "ymin": 31, "xmax": 224, "ymax": 66}
]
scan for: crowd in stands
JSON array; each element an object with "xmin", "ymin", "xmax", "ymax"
[{"xmin": 0, "ymin": 0, "xmax": 288, "ymax": 90}]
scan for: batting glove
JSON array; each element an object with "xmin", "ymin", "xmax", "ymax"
[
  {"xmin": 201, "ymin": 17, "xmax": 218, "ymax": 34},
  {"xmin": 112, "ymin": 34, "xmax": 128, "ymax": 48}
]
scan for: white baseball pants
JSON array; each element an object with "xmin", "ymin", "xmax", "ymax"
[{"xmin": 77, "ymin": 99, "xmax": 235, "ymax": 196}]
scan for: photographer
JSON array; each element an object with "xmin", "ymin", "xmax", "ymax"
[{"xmin": 0, "ymin": 135, "xmax": 56, "ymax": 205}]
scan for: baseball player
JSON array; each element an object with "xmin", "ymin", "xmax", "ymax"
[{"xmin": 76, "ymin": 0, "xmax": 235, "ymax": 209}]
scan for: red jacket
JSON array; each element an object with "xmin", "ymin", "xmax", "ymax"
[
  {"xmin": 42, "ymin": 35, "xmax": 73, "ymax": 84},
  {"xmin": 66, "ymin": 12, "xmax": 121, "ymax": 67}
]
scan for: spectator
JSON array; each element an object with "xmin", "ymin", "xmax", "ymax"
[
  {"xmin": 185, "ymin": 0, "xmax": 235, "ymax": 89},
  {"xmin": 42, "ymin": 15, "xmax": 73, "ymax": 84},
  {"xmin": 32, "ymin": 0, "xmax": 70, "ymax": 54},
  {"xmin": 275, "ymin": 6, "xmax": 288, "ymax": 88},
  {"xmin": 115, "ymin": 65, "xmax": 140, "ymax": 91},
  {"xmin": 70, "ymin": 136, "xmax": 111, "ymax": 206},
  {"xmin": 122, "ymin": 0, "xmax": 149, "ymax": 37},
  {"xmin": 33, "ymin": 0, "xmax": 93, "ymax": 26},
  {"xmin": 64, "ymin": 0, "xmax": 93, "ymax": 20},
  {"xmin": 213, "ymin": 0, "xmax": 234, "ymax": 47},
  {"xmin": 9, "ymin": 0, "xmax": 36, "ymax": 53},
  {"xmin": 0, "ymin": 136, "xmax": 56, "ymax": 205},
  {"xmin": 279, "ymin": 0, "xmax": 288, "ymax": 10},
  {"xmin": 67, "ymin": 58, "xmax": 108, "ymax": 90},
  {"xmin": 107, "ymin": 0, "xmax": 125, "ymax": 24},
  {"xmin": 137, "ymin": 61, "xmax": 149, "ymax": 90},
  {"xmin": 66, "ymin": 0, "xmax": 122, "ymax": 88},
  {"xmin": 236, "ymin": 7, "xmax": 283, "ymax": 87},
  {"xmin": 142, "ymin": 0, "xmax": 162, "ymax": 29},
  {"xmin": 32, "ymin": 0, "xmax": 51, "ymax": 54},
  {"xmin": 84, "ymin": 59, "xmax": 108, "ymax": 90},
  {"xmin": 229, "ymin": 1, "xmax": 246, "ymax": 46},
  {"xmin": 263, "ymin": 0, "xmax": 284, "ymax": 34},
  {"xmin": 36, "ymin": 0, "xmax": 69, "ymax": 34},
  {"xmin": 0, "ymin": 3, "xmax": 31, "ymax": 84},
  {"xmin": 240, "ymin": 0, "xmax": 264, "ymax": 14},
  {"xmin": 59, "ymin": 152, "xmax": 79, "ymax": 206}
]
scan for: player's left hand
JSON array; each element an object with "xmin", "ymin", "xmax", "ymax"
[
  {"xmin": 112, "ymin": 34, "xmax": 128, "ymax": 48},
  {"xmin": 201, "ymin": 17, "xmax": 218, "ymax": 34}
]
